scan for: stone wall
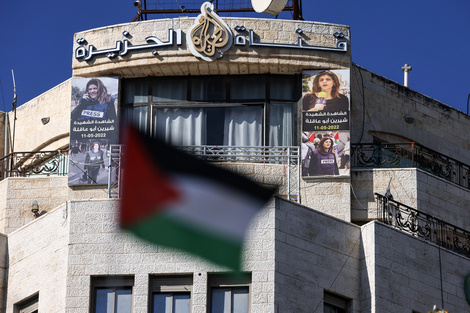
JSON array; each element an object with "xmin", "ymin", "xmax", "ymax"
[
  {"xmin": 65, "ymin": 198, "xmax": 277, "ymax": 312},
  {"xmin": 416, "ymin": 170, "xmax": 470, "ymax": 230},
  {"xmin": 0, "ymin": 177, "xmax": 68, "ymax": 234},
  {"xmin": 274, "ymin": 198, "xmax": 361, "ymax": 312},
  {"xmin": 362, "ymin": 221, "xmax": 470, "ymax": 313},
  {"xmin": 0, "ymin": 233, "xmax": 7, "ymax": 312},
  {"xmin": 351, "ymin": 168, "xmax": 418, "ymax": 222},
  {"xmin": 300, "ymin": 178, "xmax": 351, "ymax": 221},
  {"xmin": 5, "ymin": 204, "xmax": 68, "ymax": 313},
  {"xmin": 12, "ymin": 80, "xmax": 71, "ymax": 152}
]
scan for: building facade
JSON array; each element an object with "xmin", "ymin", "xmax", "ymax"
[{"xmin": 0, "ymin": 5, "xmax": 469, "ymax": 313}]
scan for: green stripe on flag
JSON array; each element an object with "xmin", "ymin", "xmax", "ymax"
[{"xmin": 126, "ymin": 212, "xmax": 243, "ymax": 271}]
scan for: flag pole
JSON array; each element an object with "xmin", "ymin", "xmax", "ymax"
[{"xmin": 11, "ymin": 70, "xmax": 17, "ymax": 155}]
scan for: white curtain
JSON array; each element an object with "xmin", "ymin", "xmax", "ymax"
[
  {"xmin": 223, "ymin": 107, "xmax": 262, "ymax": 146},
  {"xmin": 269, "ymin": 103, "xmax": 293, "ymax": 146},
  {"xmin": 154, "ymin": 108, "xmax": 206, "ymax": 145}
]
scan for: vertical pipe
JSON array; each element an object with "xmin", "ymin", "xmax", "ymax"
[{"xmin": 287, "ymin": 147, "xmax": 291, "ymax": 201}]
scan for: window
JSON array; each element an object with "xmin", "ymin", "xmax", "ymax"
[
  {"xmin": 14, "ymin": 294, "xmax": 38, "ymax": 313},
  {"xmin": 209, "ymin": 273, "xmax": 251, "ymax": 313},
  {"xmin": 91, "ymin": 276, "xmax": 134, "ymax": 313},
  {"xmin": 324, "ymin": 291, "xmax": 351, "ymax": 313},
  {"xmin": 121, "ymin": 75, "xmax": 300, "ymax": 147},
  {"xmin": 150, "ymin": 275, "xmax": 192, "ymax": 313}
]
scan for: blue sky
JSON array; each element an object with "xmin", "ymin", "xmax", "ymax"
[{"xmin": 1, "ymin": 0, "xmax": 469, "ymax": 113}]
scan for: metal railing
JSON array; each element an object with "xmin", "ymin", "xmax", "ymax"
[
  {"xmin": 376, "ymin": 193, "xmax": 470, "ymax": 258},
  {"xmin": 0, "ymin": 150, "xmax": 69, "ymax": 178},
  {"xmin": 107, "ymin": 145, "xmax": 301, "ymax": 202},
  {"xmin": 352, "ymin": 143, "xmax": 470, "ymax": 190},
  {"xmin": 108, "ymin": 145, "xmax": 124, "ymax": 199}
]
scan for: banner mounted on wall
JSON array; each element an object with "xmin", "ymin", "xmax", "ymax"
[
  {"xmin": 68, "ymin": 77, "xmax": 119, "ymax": 186},
  {"xmin": 301, "ymin": 69, "xmax": 350, "ymax": 178}
]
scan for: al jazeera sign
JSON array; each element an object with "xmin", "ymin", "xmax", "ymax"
[{"xmin": 74, "ymin": 2, "xmax": 347, "ymax": 63}]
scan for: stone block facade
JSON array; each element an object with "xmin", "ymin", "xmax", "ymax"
[
  {"xmin": 0, "ymin": 177, "xmax": 68, "ymax": 234},
  {"xmin": 274, "ymin": 198, "xmax": 362, "ymax": 312},
  {"xmin": 4, "ymin": 196, "xmax": 469, "ymax": 312},
  {"xmin": 11, "ymin": 80, "xmax": 71, "ymax": 153},
  {"xmin": 362, "ymin": 221, "xmax": 470, "ymax": 312},
  {"xmin": 0, "ymin": 233, "xmax": 6, "ymax": 312},
  {"xmin": 5, "ymin": 203, "xmax": 68, "ymax": 313}
]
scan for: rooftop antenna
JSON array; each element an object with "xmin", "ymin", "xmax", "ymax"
[
  {"xmin": 401, "ymin": 63, "xmax": 412, "ymax": 87},
  {"xmin": 130, "ymin": 0, "xmax": 303, "ymax": 21}
]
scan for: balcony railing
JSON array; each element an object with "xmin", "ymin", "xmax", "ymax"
[
  {"xmin": 0, "ymin": 150, "xmax": 69, "ymax": 178},
  {"xmin": 376, "ymin": 193, "xmax": 470, "ymax": 258},
  {"xmin": 108, "ymin": 145, "xmax": 301, "ymax": 202},
  {"xmin": 352, "ymin": 143, "xmax": 470, "ymax": 190}
]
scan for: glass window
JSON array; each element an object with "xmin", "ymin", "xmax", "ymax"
[
  {"xmin": 153, "ymin": 293, "xmax": 190, "ymax": 313},
  {"xmin": 269, "ymin": 75, "xmax": 296, "ymax": 100},
  {"xmin": 124, "ymin": 80, "xmax": 148, "ymax": 103},
  {"xmin": 15, "ymin": 294, "xmax": 38, "ymax": 313},
  {"xmin": 122, "ymin": 74, "xmax": 300, "ymax": 146},
  {"xmin": 230, "ymin": 77, "xmax": 266, "ymax": 101},
  {"xmin": 191, "ymin": 77, "xmax": 227, "ymax": 101},
  {"xmin": 211, "ymin": 287, "xmax": 249, "ymax": 313},
  {"xmin": 324, "ymin": 291, "xmax": 350, "ymax": 313},
  {"xmin": 122, "ymin": 105, "xmax": 148, "ymax": 133},
  {"xmin": 91, "ymin": 276, "xmax": 134, "ymax": 313},
  {"xmin": 153, "ymin": 106, "xmax": 262, "ymax": 146},
  {"xmin": 269, "ymin": 102, "xmax": 294, "ymax": 146},
  {"xmin": 150, "ymin": 275, "xmax": 192, "ymax": 313},
  {"xmin": 152, "ymin": 79, "xmax": 187, "ymax": 102},
  {"xmin": 209, "ymin": 273, "xmax": 250, "ymax": 313}
]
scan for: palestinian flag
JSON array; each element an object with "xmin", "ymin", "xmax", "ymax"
[
  {"xmin": 333, "ymin": 131, "xmax": 340, "ymax": 145},
  {"xmin": 119, "ymin": 126, "xmax": 276, "ymax": 272},
  {"xmin": 309, "ymin": 132, "xmax": 316, "ymax": 143}
]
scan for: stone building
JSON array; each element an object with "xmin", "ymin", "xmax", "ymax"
[{"xmin": 0, "ymin": 3, "xmax": 469, "ymax": 313}]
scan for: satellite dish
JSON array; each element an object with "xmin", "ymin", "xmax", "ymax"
[{"xmin": 251, "ymin": 0, "xmax": 289, "ymax": 15}]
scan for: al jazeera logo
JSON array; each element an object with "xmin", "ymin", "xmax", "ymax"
[{"xmin": 187, "ymin": 2, "xmax": 233, "ymax": 61}]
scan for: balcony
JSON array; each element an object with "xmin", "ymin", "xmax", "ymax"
[
  {"xmin": 108, "ymin": 145, "xmax": 301, "ymax": 201},
  {"xmin": 351, "ymin": 142, "xmax": 470, "ymax": 190},
  {"xmin": 376, "ymin": 193, "xmax": 470, "ymax": 258},
  {"xmin": 0, "ymin": 150, "xmax": 69, "ymax": 179},
  {"xmin": 2, "ymin": 142, "xmax": 469, "ymax": 204}
]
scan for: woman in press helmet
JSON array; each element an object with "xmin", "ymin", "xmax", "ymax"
[{"xmin": 308, "ymin": 136, "xmax": 339, "ymax": 176}]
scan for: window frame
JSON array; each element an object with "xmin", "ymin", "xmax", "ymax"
[
  {"xmin": 149, "ymin": 275, "xmax": 193, "ymax": 313},
  {"xmin": 323, "ymin": 291, "xmax": 351, "ymax": 313},
  {"xmin": 208, "ymin": 273, "xmax": 251, "ymax": 313},
  {"xmin": 14, "ymin": 293, "xmax": 38, "ymax": 313},
  {"xmin": 90, "ymin": 275, "xmax": 134, "ymax": 313},
  {"xmin": 121, "ymin": 74, "xmax": 300, "ymax": 147}
]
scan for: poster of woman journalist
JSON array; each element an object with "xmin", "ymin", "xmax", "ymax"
[
  {"xmin": 301, "ymin": 69, "xmax": 350, "ymax": 178},
  {"xmin": 68, "ymin": 77, "xmax": 119, "ymax": 185}
]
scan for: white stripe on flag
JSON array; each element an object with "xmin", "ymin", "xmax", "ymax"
[{"xmin": 164, "ymin": 174, "xmax": 267, "ymax": 240}]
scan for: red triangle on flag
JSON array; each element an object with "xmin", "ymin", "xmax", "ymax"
[
  {"xmin": 119, "ymin": 126, "xmax": 181, "ymax": 228},
  {"xmin": 309, "ymin": 132, "xmax": 316, "ymax": 143},
  {"xmin": 334, "ymin": 131, "xmax": 339, "ymax": 140}
]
